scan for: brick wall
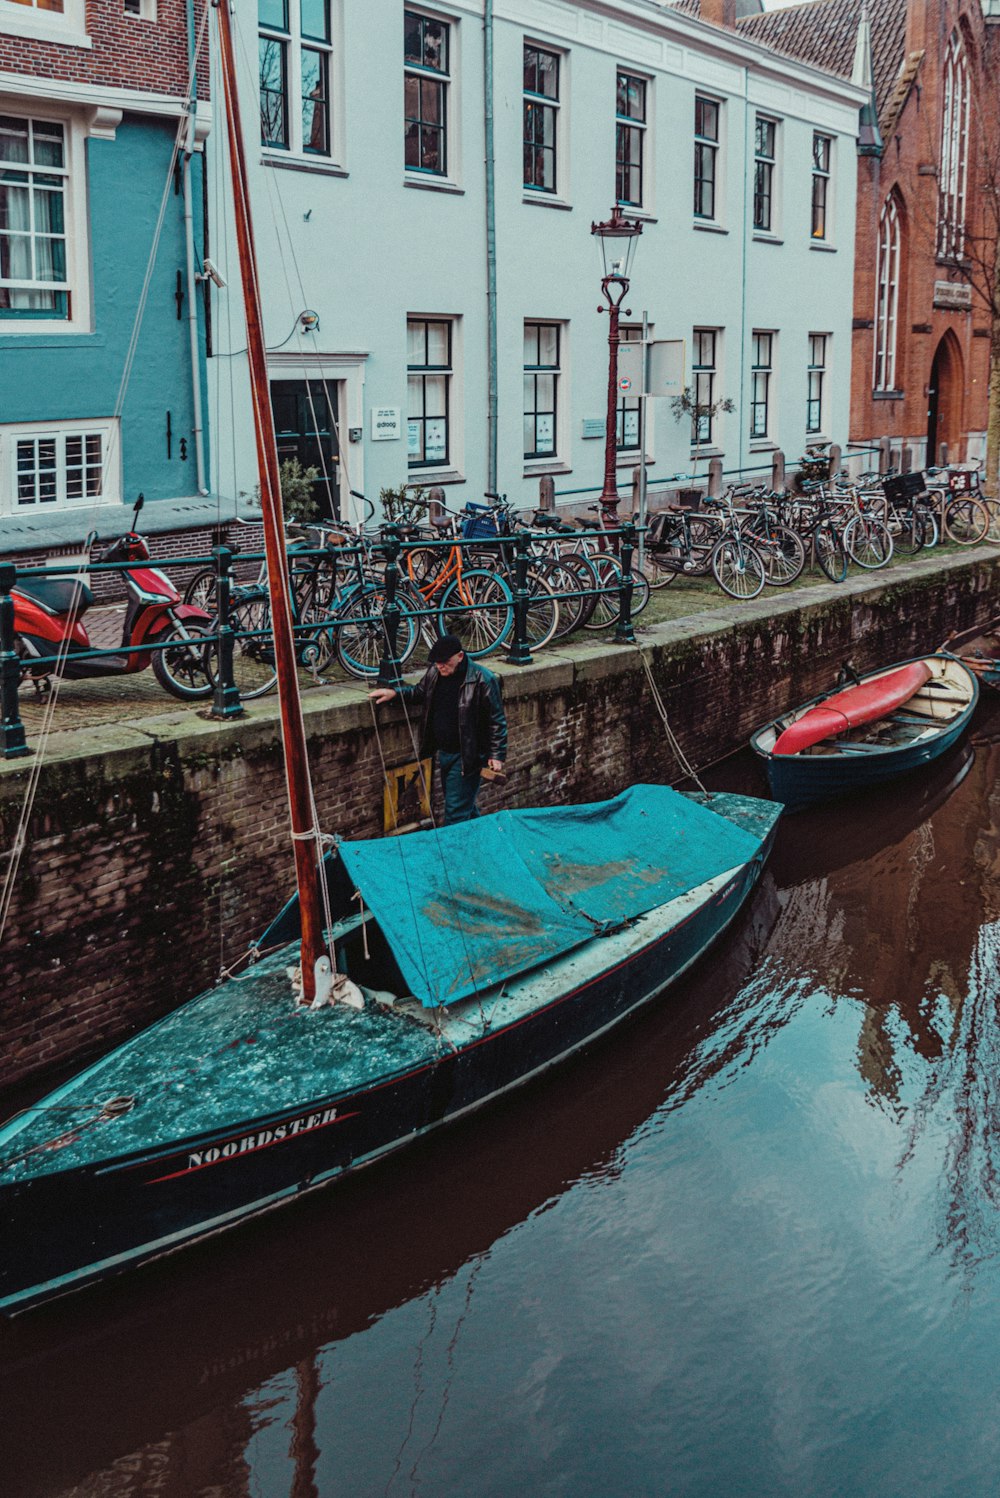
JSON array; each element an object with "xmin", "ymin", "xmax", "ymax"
[
  {"xmin": 2, "ymin": 550, "xmax": 998, "ymax": 1090},
  {"xmin": 0, "ymin": 0, "xmax": 208, "ymax": 96},
  {"xmin": 849, "ymin": 0, "xmax": 994, "ymax": 460}
]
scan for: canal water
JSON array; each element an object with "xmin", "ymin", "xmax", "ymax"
[{"xmin": 5, "ymin": 697, "xmax": 1000, "ymax": 1498}]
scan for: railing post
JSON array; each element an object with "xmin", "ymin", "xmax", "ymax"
[
  {"xmin": 614, "ymin": 521, "xmax": 636, "ymax": 645},
  {"xmin": 210, "ymin": 544, "xmax": 244, "ymax": 719},
  {"xmin": 377, "ymin": 523, "xmax": 405, "ymax": 688},
  {"xmin": 506, "ymin": 530, "xmax": 533, "ymax": 666},
  {"xmin": 0, "ymin": 562, "xmax": 29, "ymax": 758}
]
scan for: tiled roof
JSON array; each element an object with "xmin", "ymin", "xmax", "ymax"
[
  {"xmin": 670, "ymin": 0, "xmax": 909, "ymax": 126},
  {"xmin": 737, "ymin": 0, "xmax": 908, "ymax": 120}
]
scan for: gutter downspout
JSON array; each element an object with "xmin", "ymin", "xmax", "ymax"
[
  {"xmin": 184, "ymin": 0, "xmax": 209, "ymax": 495},
  {"xmin": 484, "ymin": 0, "xmax": 498, "ymax": 494}
]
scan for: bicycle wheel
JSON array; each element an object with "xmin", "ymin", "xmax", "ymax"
[
  {"xmin": 223, "ymin": 589, "xmax": 278, "ymax": 698},
  {"xmin": 844, "ymin": 514, "xmax": 893, "ymax": 569},
  {"xmin": 335, "ymin": 588, "xmax": 418, "ymax": 680},
  {"xmin": 754, "ymin": 524, "xmax": 805, "ymax": 586},
  {"xmin": 945, "ymin": 496, "xmax": 989, "ymax": 545},
  {"xmin": 151, "ymin": 619, "xmax": 214, "ymax": 700},
  {"xmin": 435, "ymin": 570, "xmax": 513, "ymax": 657},
  {"xmin": 710, "ymin": 537, "xmax": 765, "ymax": 599},
  {"xmin": 541, "ymin": 556, "xmax": 594, "ymax": 638},
  {"xmin": 183, "ymin": 566, "xmax": 218, "ymax": 611},
  {"xmin": 888, "ymin": 506, "xmax": 928, "ymax": 556},
  {"xmin": 522, "ymin": 569, "xmax": 560, "ymax": 651},
  {"xmin": 815, "ymin": 524, "xmax": 848, "ymax": 582},
  {"xmin": 642, "ymin": 551, "xmax": 678, "ymax": 588}
]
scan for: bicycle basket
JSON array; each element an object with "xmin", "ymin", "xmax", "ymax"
[
  {"xmin": 882, "ymin": 472, "xmax": 926, "ymax": 504},
  {"xmin": 461, "ymin": 502, "xmax": 501, "ymax": 540},
  {"xmin": 646, "ymin": 511, "xmax": 677, "ymax": 549},
  {"xmin": 947, "ymin": 468, "xmax": 977, "ymax": 493}
]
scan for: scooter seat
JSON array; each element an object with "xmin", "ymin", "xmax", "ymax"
[{"xmin": 14, "ymin": 576, "xmax": 95, "ymax": 616}]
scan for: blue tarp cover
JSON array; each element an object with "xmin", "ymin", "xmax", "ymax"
[{"xmin": 338, "ymin": 785, "xmax": 762, "ymax": 1009}]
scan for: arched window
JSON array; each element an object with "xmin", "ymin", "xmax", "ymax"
[
  {"xmin": 874, "ymin": 194, "xmax": 901, "ymax": 391},
  {"xmin": 938, "ymin": 29, "xmax": 970, "ymax": 257}
]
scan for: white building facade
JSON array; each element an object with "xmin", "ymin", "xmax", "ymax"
[{"xmin": 207, "ymin": 0, "xmax": 867, "ymax": 523}]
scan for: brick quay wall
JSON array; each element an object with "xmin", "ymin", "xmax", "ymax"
[{"xmin": 2, "ymin": 548, "xmax": 997, "ymax": 1091}]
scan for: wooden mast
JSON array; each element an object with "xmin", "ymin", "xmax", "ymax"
[{"xmin": 216, "ymin": 0, "xmax": 324, "ymax": 1001}]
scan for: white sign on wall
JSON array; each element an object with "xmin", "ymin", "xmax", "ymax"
[
  {"xmin": 616, "ymin": 340, "xmax": 644, "ymax": 394},
  {"xmin": 371, "ymin": 406, "xmax": 402, "ymax": 441}
]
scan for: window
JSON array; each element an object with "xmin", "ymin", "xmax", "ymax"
[
  {"xmin": 0, "ymin": 116, "xmax": 69, "ymax": 320},
  {"xmin": 616, "ymin": 72, "xmax": 646, "ymax": 209},
  {"xmin": 811, "ymin": 134, "xmax": 831, "ymax": 240},
  {"xmin": 694, "ymin": 96, "xmax": 719, "ymax": 220},
  {"xmin": 405, "ymin": 10, "xmax": 449, "ymax": 176},
  {"xmin": 123, "ymin": 0, "xmax": 156, "ymax": 18},
  {"xmin": 407, "ymin": 318, "xmax": 451, "ymax": 468},
  {"xmin": 874, "ymin": 195, "xmax": 900, "ymax": 391},
  {"xmin": 617, "ymin": 325, "xmax": 641, "ymax": 452},
  {"xmin": 259, "ymin": 0, "xmax": 332, "ymax": 157},
  {"xmin": 523, "ymin": 44, "xmax": 559, "ymax": 194},
  {"xmin": 523, "ymin": 322, "xmax": 559, "ymax": 460},
  {"xmin": 807, "ymin": 335, "xmax": 827, "ymax": 434},
  {"xmin": 750, "ymin": 332, "xmax": 774, "ymax": 440},
  {"xmin": 691, "ymin": 328, "xmax": 718, "ymax": 447},
  {"xmin": 0, "ymin": 0, "xmax": 86, "ymax": 41},
  {"xmin": 753, "ymin": 115, "xmax": 776, "ymax": 233},
  {"xmin": 938, "ymin": 29, "xmax": 969, "ymax": 258},
  {"xmin": 1, "ymin": 421, "xmax": 117, "ymax": 514}
]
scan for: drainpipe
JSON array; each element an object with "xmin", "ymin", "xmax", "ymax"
[
  {"xmin": 184, "ymin": 0, "xmax": 208, "ymax": 495},
  {"xmin": 484, "ymin": 0, "xmax": 498, "ymax": 494}
]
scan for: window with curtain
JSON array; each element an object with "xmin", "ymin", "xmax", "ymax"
[
  {"xmin": 874, "ymin": 195, "xmax": 901, "ymax": 391},
  {"xmin": 0, "ymin": 116, "xmax": 69, "ymax": 320}
]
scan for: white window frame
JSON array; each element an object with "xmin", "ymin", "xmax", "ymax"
[
  {"xmin": 522, "ymin": 40, "xmax": 561, "ymax": 198},
  {"xmin": 259, "ymin": 0, "xmax": 337, "ymax": 163},
  {"xmin": 752, "ymin": 114, "xmax": 779, "ymax": 236},
  {"xmin": 874, "ymin": 195, "xmax": 900, "ymax": 392},
  {"xmin": 0, "ymin": 0, "xmax": 89, "ymax": 49},
  {"xmin": 407, "ymin": 313, "xmax": 462, "ymax": 478},
  {"xmin": 691, "ymin": 326, "xmax": 722, "ymax": 450},
  {"xmin": 123, "ymin": 0, "xmax": 157, "ymax": 20},
  {"xmin": 0, "ymin": 104, "xmax": 91, "ymax": 335},
  {"xmin": 693, "ymin": 94, "xmax": 722, "ymax": 225},
  {"xmin": 938, "ymin": 29, "xmax": 969, "ymax": 259},
  {"xmin": 0, "ymin": 417, "xmax": 120, "ymax": 516},
  {"xmin": 616, "ymin": 69, "xmax": 650, "ymax": 213},
  {"xmin": 811, "ymin": 133, "xmax": 832, "ymax": 242},
  {"xmin": 806, "ymin": 333, "xmax": 829, "ymax": 436},
  {"xmin": 404, "ymin": 6, "xmax": 460, "ymax": 189},
  {"xmin": 749, "ymin": 330, "xmax": 775, "ymax": 443},
  {"xmin": 523, "ymin": 320, "xmax": 563, "ymax": 463}
]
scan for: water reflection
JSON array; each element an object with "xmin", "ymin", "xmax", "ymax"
[{"xmin": 7, "ymin": 703, "xmax": 1000, "ymax": 1496}]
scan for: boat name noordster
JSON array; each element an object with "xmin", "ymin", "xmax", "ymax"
[{"xmin": 186, "ymin": 1107, "xmax": 340, "ymax": 1172}]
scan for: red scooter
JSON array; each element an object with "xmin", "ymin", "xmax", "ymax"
[{"xmin": 12, "ymin": 495, "xmax": 215, "ymax": 701}]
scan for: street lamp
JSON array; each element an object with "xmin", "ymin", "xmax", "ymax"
[{"xmin": 591, "ymin": 204, "xmax": 643, "ymax": 521}]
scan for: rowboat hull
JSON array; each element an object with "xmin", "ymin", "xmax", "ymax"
[
  {"xmin": 0, "ymin": 795, "xmax": 779, "ymax": 1314},
  {"xmin": 750, "ymin": 655, "xmax": 978, "ymax": 813}
]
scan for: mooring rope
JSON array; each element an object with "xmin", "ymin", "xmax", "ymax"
[{"xmin": 633, "ymin": 642, "xmax": 709, "ymax": 794}]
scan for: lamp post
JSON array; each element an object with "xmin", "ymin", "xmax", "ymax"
[{"xmin": 591, "ymin": 204, "xmax": 643, "ymax": 523}]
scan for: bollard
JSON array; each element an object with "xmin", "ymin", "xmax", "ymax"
[
  {"xmin": 506, "ymin": 530, "xmax": 533, "ymax": 666},
  {"xmin": 708, "ymin": 457, "xmax": 723, "ymax": 498},
  {"xmin": 879, "ymin": 435, "xmax": 891, "ymax": 474},
  {"xmin": 0, "ymin": 562, "xmax": 29, "ymax": 758},
  {"xmin": 771, "ymin": 448, "xmax": 786, "ymax": 491},
  {"xmin": 377, "ymin": 523, "xmax": 405, "ymax": 688},
  {"xmin": 427, "ymin": 486, "xmax": 446, "ymax": 526},
  {"xmin": 538, "ymin": 474, "xmax": 555, "ymax": 512},
  {"xmin": 614, "ymin": 522, "xmax": 637, "ymax": 645},
  {"xmin": 829, "ymin": 443, "xmax": 842, "ymax": 479},
  {"xmin": 210, "ymin": 544, "xmax": 244, "ymax": 720}
]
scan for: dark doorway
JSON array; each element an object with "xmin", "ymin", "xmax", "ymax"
[
  {"xmin": 926, "ymin": 335, "xmax": 963, "ymax": 467},
  {"xmin": 270, "ymin": 379, "xmax": 341, "ymax": 521}
]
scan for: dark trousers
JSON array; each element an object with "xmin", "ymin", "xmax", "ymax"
[{"xmin": 438, "ymin": 752, "xmax": 482, "ymax": 824}]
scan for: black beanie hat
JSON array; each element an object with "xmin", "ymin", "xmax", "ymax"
[{"xmin": 429, "ymin": 634, "xmax": 464, "ymax": 663}]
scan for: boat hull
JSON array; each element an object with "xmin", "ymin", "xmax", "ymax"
[{"xmin": 0, "ymin": 822, "xmax": 775, "ymax": 1314}]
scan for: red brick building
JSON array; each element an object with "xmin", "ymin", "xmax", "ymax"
[{"xmin": 738, "ymin": 0, "xmax": 999, "ymax": 469}]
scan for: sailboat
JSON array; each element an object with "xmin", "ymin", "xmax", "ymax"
[{"xmin": 0, "ymin": 4, "xmax": 781, "ymax": 1315}]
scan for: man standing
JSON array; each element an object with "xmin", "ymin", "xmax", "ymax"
[{"xmin": 368, "ymin": 635, "xmax": 507, "ymax": 824}]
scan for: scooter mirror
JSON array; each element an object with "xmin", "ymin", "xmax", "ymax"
[{"xmin": 132, "ymin": 492, "xmax": 145, "ymax": 525}]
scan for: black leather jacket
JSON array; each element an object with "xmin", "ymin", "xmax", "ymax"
[{"xmin": 398, "ymin": 659, "xmax": 507, "ymax": 775}]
